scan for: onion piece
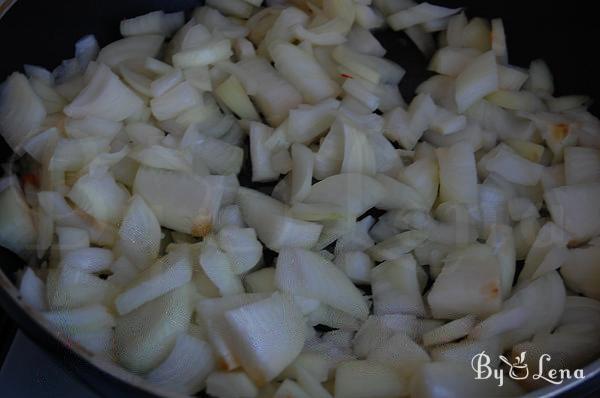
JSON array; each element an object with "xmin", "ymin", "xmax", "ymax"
[
  {"xmin": 479, "ymin": 143, "xmax": 544, "ymax": 186},
  {"xmin": 46, "ymin": 267, "xmax": 116, "ymax": 309},
  {"xmin": 290, "ymin": 144, "xmax": 315, "ymax": 202},
  {"xmin": 428, "ymin": 244, "xmax": 502, "ymax": 319},
  {"xmin": 455, "ymin": 51, "xmax": 499, "ymax": 113},
  {"xmin": 225, "ymin": 293, "xmax": 305, "ymax": 385},
  {"xmin": 370, "ymin": 255, "xmax": 427, "ymax": 316},
  {"xmin": 304, "ymin": 173, "xmax": 384, "ymax": 217},
  {"xmin": 334, "ymin": 251, "xmax": 373, "ymax": 284},
  {"xmin": 217, "ymin": 226, "xmax": 262, "ymax": 275},
  {"xmin": 544, "ymin": 182, "xmax": 600, "ymax": 242},
  {"xmin": 526, "ymin": 59, "xmax": 554, "ymax": 95},
  {"xmin": 215, "ymin": 75, "xmax": 259, "ymax": 120},
  {"xmin": 130, "ymin": 145, "xmax": 191, "ymax": 172},
  {"xmin": 118, "ymin": 195, "xmax": 160, "ymax": 269},
  {"xmin": 206, "ymin": 371, "xmax": 259, "ymax": 398},
  {"xmin": 115, "ymin": 283, "xmax": 194, "ymax": 373},
  {"xmin": 367, "ymin": 332, "xmax": 430, "ymax": 378},
  {"xmin": 133, "ymin": 166, "xmax": 223, "ymax": 236},
  {"xmin": 486, "ymin": 224, "xmax": 515, "ymax": 298},
  {"xmin": 276, "ymin": 248, "xmax": 369, "ymax": 320},
  {"xmin": 334, "ymin": 360, "xmax": 406, "ymax": 398},
  {"xmin": 237, "ymin": 57, "xmax": 303, "ymax": 126},
  {"xmin": 498, "ymin": 65, "xmax": 529, "ymax": 91},
  {"xmin": 64, "ymin": 64, "xmax": 143, "ymax": 121},
  {"xmin": 59, "ymin": 247, "xmax": 113, "ymax": 273},
  {"xmin": 0, "ymin": 72, "xmax": 47, "ymax": 153},
  {"xmin": 146, "ymin": 333, "xmax": 215, "ymax": 395},
  {"xmin": 423, "ymin": 315, "xmax": 477, "ymax": 347},
  {"xmin": 340, "ymin": 121, "xmax": 377, "ymax": 175},
  {"xmin": 332, "ymin": 45, "xmax": 405, "ymax": 85},
  {"xmin": 274, "ymin": 380, "xmax": 310, "ymax": 398},
  {"xmin": 259, "ymin": 7, "xmax": 309, "ymax": 57},
  {"xmin": 115, "ymin": 248, "xmax": 192, "ymax": 315},
  {"xmin": 367, "ymin": 231, "xmax": 427, "ymax": 262},
  {"xmin": 67, "ymin": 170, "xmax": 129, "ymax": 225},
  {"xmin": 436, "ymin": 141, "xmax": 479, "ymax": 204},
  {"xmin": 249, "ymin": 122, "xmax": 279, "ymax": 182},
  {"xmin": 198, "ymin": 235, "xmax": 244, "ymax": 296},
  {"xmin": 491, "ymin": 18, "xmax": 507, "ymax": 63},
  {"xmin": 173, "ymin": 39, "xmax": 233, "ymax": 69},
  {"xmin": 287, "ymin": 99, "xmax": 339, "ymax": 144},
  {"xmin": 0, "ymin": 184, "xmax": 36, "ymax": 257},
  {"xmin": 244, "ymin": 268, "xmax": 276, "ymax": 294},
  {"xmin": 19, "ymin": 268, "xmax": 47, "ymax": 311},
  {"xmin": 270, "ymin": 42, "xmax": 340, "ymax": 105},
  {"xmin": 429, "ymin": 47, "xmax": 480, "ymax": 77}
]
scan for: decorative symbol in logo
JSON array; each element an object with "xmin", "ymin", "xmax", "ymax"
[{"xmin": 499, "ymin": 352, "xmax": 529, "ymax": 380}]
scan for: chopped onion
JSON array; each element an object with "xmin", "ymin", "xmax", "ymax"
[
  {"xmin": 64, "ymin": 64, "xmax": 143, "ymax": 121},
  {"xmin": 270, "ymin": 42, "xmax": 340, "ymax": 105},
  {"xmin": 0, "ymin": 72, "xmax": 47, "ymax": 153},
  {"xmin": 215, "ymin": 75, "xmax": 259, "ymax": 120},
  {"xmin": 544, "ymin": 182, "xmax": 600, "ymax": 242},
  {"xmin": 387, "ymin": 3, "xmax": 460, "ymax": 31},
  {"xmin": 332, "ymin": 45, "xmax": 405, "ymax": 85},
  {"xmin": 427, "ymin": 244, "xmax": 502, "ymax": 319},
  {"xmin": 436, "ymin": 141, "xmax": 479, "ymax": 204},
  {"xmin": 115, "ymin": 283, "xmax": 194, "ymax": 373},
  {"xmin": 455, "ymin": 51, "xmax": 499, "ymax": 112},
  {"xmin": 19, "ymin": 268, "xmax": 47, "ymax": 311},
  {"xmin": 276, "ymin": 248, "xmax": 369, "ymax": 320},
  {"xmin": 118, "ymin": 195, "xmax": 160, "ymax": 269},
  {"xmin": 225, "ymin": 293, "xmax": 305, "ymax": 384},
  {"xmin": 564, "ymin": 146, "xmax": 600, "ymax": 185},
  {"xmin": 146, "ymin": 333, "xmax": 215, "ymax": 395},
  {"xmin": 133, "ymin": 166, "xmax": 223, "ymax": 236},
  {"xmin": 206, "ymin": 371, "xmax": 259, "ymax": 398},
  {"xmin": 290, "ymin": 144, "xmax": 314, "ymax": 202},
  {"xmin": 422, "ymin": 315, "xmax": 477, "ymax": 347},
  {"xmin": 0, "ymin": 184, "xmax": 36, "ymax": 257},
  {"xmin": 370, "ymin": 255, "xmax": 427, "ymax": 316},
  {"xmin": 367, "ymin": 332, "xmax": 430, "ymax": 378},
  {"xmin": 304, "ymin": 173, "xmax": 385, "ymax": 217},
  {"xmin": 526, "ymin": 59, "xmax": 554, "ymax": 95},
  {"xmin": 217, "ymin": 226, "xmax": 262, "ymax": 275},
  {"xmin": 67, "ymin": 170, "xmax": 129, "ymax": 224}
]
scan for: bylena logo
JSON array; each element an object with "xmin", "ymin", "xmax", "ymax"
[{"xmin": 471, "ymin": 351, "xmax": 585, "ymax": 387}]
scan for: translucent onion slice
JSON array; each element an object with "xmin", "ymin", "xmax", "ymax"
[
  {"xmin": 544, "ymin": 182, "xmax": 600, "ymax": 242},
  {"xmin": 118, "ymin": 195, "xmax": 160, "ymax": 269},
  {"xmin": 196, "ymin": 293, "xmax": 269, "ymax": 370},
  {"xmin": 287, "ymin": 99, "xmax": 339, "ymax": 144},
  {"xmin": 427, "ymin": 244, "xmax": 502, "ymax": 319},
  {"xmin": 59, "ymin": 247, "xmax": 113, "ymax": 273},
  {"xmin": 133, "ymin": 166, "xmax": 224, "ymax": 236},
  {"xmin": 370, "ymin": 255, "xmax": 427, "ymax": 316},
  {"xmin": 64, "ymin": 64, "xmax": 143, "ymax": 121},
  {"xmin": 436, "ymin": 141, "xmax": 479, "ymax": 204},
  {"xmin": 206, "ymin": 371, "xmax": 259, "ymax": 398},
  {"xmin": 67, "ymin": 170, "xmax": 129, "ymax": 225},
  {"xmin": 198, "ymin": 236, "xmax": 244, "ymax": 296},
  {"xmin": 46, "ymin": 267, "xmax": 116, "ymax": 309},
  {"xmin": 19, "ymin": 268, "xmax": 47, "ymax": 311},
  {"xmin": 44, "ymin": 304, "xmax": 115, "ymax": 333},
  {"xmin": 564, "ymin": 146, "xmax": 600, "ymax": 185},
  {"xmin": 422, "ymin": 315, "xmax": 477, "ymax": 347},
  {"xmin": 367, "ymin": 332, "xmax": 430, "ymax": 378},
  {"xmin": 276, "ymin": 248, "xmax": 369, "ymax": 320},
  {"xmin": 0, "ymin": 184, "xmax": 36, "ymax": 257},
  {"xmin": 115, "ymin": 283, "xmax": 194, "ymax": 373},
  {"xmin": 215, "ymin": 74, "xmax": 259, "ymax": 120},
  {"xmin": 387, "ymin": 3, "xmax": 460, "ymax": 31},
  {"xmin": 0, "ymin": 72, "xmax": 47, "ymax": 153},
  {"xmin": 454, "ymin": 51, "xmax": 499, "ymax": 113},
  {"xmin": 270, "ymin": 42, "xmax": 340, "ymax": 105},
  {"xmin": 225, "ymin": 293, "xmax": 306, "ymax": 385},
  {"xmin": 304, "ymin": 173, "xmax": 385, "ymax": 217},
  {"xmin": 146, "ymin": 334, "xmax": 215, "ymax": 395}
]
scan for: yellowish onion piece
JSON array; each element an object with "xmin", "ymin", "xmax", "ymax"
[
  {"xmin": 0, "ymin": 183, "xmax": 36, "ymax": 257},
  {"xmin": 454, "ymin": 51, "xmax": 499, "ymax": 113},
  {"xmin": 561, "ymin": 245, "xmax": 600, "ymax": 300},
  {"xmin": 387, "ymin": 2, "xmax": 460, "ymax": 31},
  {"xmin": 422, "ymin": 314, "xmax": 477, "ymax": 347}
]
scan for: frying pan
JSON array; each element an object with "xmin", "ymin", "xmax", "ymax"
[{"xmin": 0, "ymin": 0, "xmax": 599, "ymax": 397}]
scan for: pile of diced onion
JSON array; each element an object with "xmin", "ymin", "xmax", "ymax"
[{"xmin": 1, "ymin": 0, "xmax": 599, "ymax": 396}]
